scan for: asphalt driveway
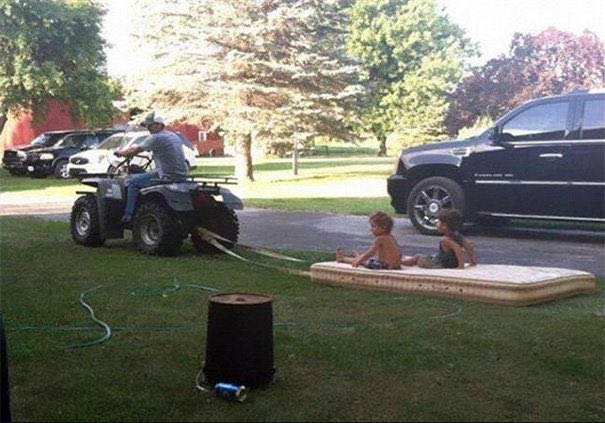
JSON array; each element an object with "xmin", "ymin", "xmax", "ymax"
[
  {"xmin": 237, "ymin": 209, "xmax": 604, "ymax": 277},
  {"xmin": 2, "ymin": 201, "xmax": 603, "ymax": 277}
]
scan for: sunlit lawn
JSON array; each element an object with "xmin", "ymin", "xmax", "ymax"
[
  {"xmin": 0, "ymin": 150, "xmax": 397, "ymax": 215},
  {"xmin": 1, "ymin": 145, "xmax": 604, "ymax": 421},
  {"xmin": 1, "ymin": 217, "xmax": 603, "ymax": 422}
]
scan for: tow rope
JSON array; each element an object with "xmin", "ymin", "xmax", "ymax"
[{"xmin": 196, "ymin": 227, "xmax": 311, "ymax": 277}]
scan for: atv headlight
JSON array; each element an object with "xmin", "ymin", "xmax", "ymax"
[{"xmin": 39, "ymin": 153, "xmax": 54, "ymax": 161}]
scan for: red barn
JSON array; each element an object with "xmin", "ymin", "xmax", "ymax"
[
  {"xmin": 0, "ymin": 101, "xmax": 87, "ymax": 150},
  {"xmin": 1, "ymin": 102, "xmax": 225, "ymax": 157}
]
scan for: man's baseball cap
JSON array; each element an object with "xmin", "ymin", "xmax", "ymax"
[{"xmin": 140, "ymin": 112, "xmax": 165, "ymax": 127}]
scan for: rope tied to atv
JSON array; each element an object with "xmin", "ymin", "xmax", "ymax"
[{"xmin": 196, "ymin": 227, "xmax": 311, "ymax": 277}]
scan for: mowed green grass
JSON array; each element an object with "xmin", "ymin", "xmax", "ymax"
[
  {"xmin": 1, "ymin": 217, "xmax": 603, "ymax": 422},
  {"xmin": 0, "ymin": 152, "xmax": 397, "ymax": 216}
]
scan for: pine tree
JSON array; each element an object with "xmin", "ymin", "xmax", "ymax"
[{"xmin": 126, "ymin": 0, "xmax": 362, "ymax": 181}]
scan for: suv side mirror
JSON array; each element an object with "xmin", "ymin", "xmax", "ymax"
[
  {"xmin": 487, "ymin": 126, "xmax": 499, "ymax": 142},
  {"xmin": 488, "ymin": 126, "xmax": 515, "ymax": 145}
]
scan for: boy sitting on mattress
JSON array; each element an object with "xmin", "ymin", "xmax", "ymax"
[
  {"xmin": 402, "ymin": 209, "xmax": 477, "ymax": 269},
  {"xmin": 336, "ymin": 211, "xmax": 402, "ymax": 270}
]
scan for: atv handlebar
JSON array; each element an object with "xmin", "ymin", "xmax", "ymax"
[{"xmin": 108, "ymin": 153, "xmax": 153, "ymax": 177}]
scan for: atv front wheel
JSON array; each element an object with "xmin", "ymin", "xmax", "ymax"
[
  {"xmin": 191, "ymin": 203, "xmax": 239, "ymax": 254},
  {"xmin": 133, "ymin": 201, "xmax": 184, "ymax": 256},
  {"xmin": 71, "ymin": 195, "xmax": 105, "ymax": 247}
]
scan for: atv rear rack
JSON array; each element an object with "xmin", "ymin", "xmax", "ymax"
[
  {"xmin": 147, "ymin": 175, "xmax": 238, "ymax": 188},
  {"xmin": 189, "ymin": 175, "xmax": 238, "ymax": 185}
]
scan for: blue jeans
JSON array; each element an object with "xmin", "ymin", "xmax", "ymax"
[{"xmin": 122, "ymin": 171, "xmax": 159, "ymax": 220}]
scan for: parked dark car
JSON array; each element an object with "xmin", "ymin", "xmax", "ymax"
[
  {"xmin": 24, "ymin": 129, "xmax": 121, "ymax": 179},
  {"xmin": 387, "ymin": 89, "xmax": 605, "ymax": 234},
  {"xmin": 2, "ymin": 130, "xmax": 81, "ymax": 176}
]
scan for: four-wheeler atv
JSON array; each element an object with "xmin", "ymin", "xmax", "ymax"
[{"xmin": 70, "ymin": 154, "xmax": 242, "ymax": 256}]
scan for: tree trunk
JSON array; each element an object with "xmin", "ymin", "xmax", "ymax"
[
  {"xmin": 0, "ymin": 114, "xmax": 7, "ymax": 144},
  {"xmin": 292, "ymin": 140, "xmax": 299, "ymax": 175},
  {"xmin": 377, "ymin": 134, "xmax": 387, "ymax": 157},
  {"xmin": 235, "ymin": 132, "xmax": 254, "ymax": 182}
]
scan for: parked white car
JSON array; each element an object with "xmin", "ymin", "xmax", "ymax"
[{"xmin": 67, "ymin": 130, "xmax": 197, "ymax": 178}]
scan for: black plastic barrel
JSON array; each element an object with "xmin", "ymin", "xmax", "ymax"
[{"xmin": 203, "ymin": 293, "xmax": 274, "ymax": 388}]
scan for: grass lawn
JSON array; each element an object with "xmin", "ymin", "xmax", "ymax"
[
  {"xmin": 0, "ymin": 151, "xmax": 397, "ymax": 216},
  {"xmin": 1, "ymin": 217, "xmax": 603, "ymax": 422}
]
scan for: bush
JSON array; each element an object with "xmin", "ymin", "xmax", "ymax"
[{"xmin": 456, "ymin": 115, "xmax": 493, "ymax": 139}]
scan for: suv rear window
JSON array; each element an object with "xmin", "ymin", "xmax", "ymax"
[{"xmin": 581, "ymin": 99, "xmax": 605, "ymax": 139}]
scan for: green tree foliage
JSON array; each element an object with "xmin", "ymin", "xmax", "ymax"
[
  {"xmin": 126, "ymin": 0, "xmax": 362, "ymax": 181},
  {"xmin": 446, "ymin": 27, "xmax": 605, "ymax": 136},
  {"xmin": 0, "ymin": 0, "xmax": 119, "ymax": 136},
  {"xmin": 455, "ymin": 114, "xmax": 492, "ymax": 140},
  {"xmin": 348, "ymin": 0, "xmax": 476, "ymax": 154}
]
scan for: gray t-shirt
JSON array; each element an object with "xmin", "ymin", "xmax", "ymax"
[{"xmin": 140, "ymin": 130, "xmax": 188, "ymax": 181}]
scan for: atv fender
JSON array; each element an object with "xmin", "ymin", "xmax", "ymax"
[
  {"xmin": 219, "ymin": 187, "xmax": 244, "ymax": 210},
  {"xmin": 141, "ymin": 183, "xmax": 198, "ymax": 211},
  {"xmin": 95, "ymin": 179, "xmax": 125, "ymax": 239}
]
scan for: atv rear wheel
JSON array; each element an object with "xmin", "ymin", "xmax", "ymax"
[
  {"xmin": 191, "ymin": 203, "xmax": 239, "ymax": 254},
  {"xmin": 71, "ymin": 195, "xmax": 105, "ymax": 247},
  {"xmin": 133, "ymin": 201, "xmax": 184, "ymax": 256}
]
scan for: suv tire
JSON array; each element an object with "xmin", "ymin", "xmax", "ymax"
[
  {"xmin": 53, "ymin": 159, "xmax": 69, "ymax": 179},
  {"xmin": 71, "ymin": 195, "xmax": 105, "ymax": 247},
  {"xmin": 191, "ymin": 203, "xmax": 240, "ymax": 253},
  {"xmin": 407, "ymin": 176, "xmax": 465, "ymax": 235},
  {"xmin": 133, "ymin": 201, "xmax": 184, "ymax": 256}
]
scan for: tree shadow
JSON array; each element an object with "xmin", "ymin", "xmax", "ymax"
[{"xmin": 464, "ymin": 221, "xmax": 605, "ymax": 244}]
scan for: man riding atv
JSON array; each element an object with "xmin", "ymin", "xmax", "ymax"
[
  {"xmin": 70, "ymin": 112, "xmax": 242, "ymax": 257},
  {"xmin": 114, "ymin": 112, "xmax": 188, "ymax": 224}
]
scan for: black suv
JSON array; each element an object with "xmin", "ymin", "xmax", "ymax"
[
  {"xmin": 2, "ymin": 130, "xmax": 81, "ymax": 176},
  {"xmin": 387, "ymin": 89, "xmax": 605, "ymax": 234},
  {"xmin": 24, "ymin": 129, "xmax": 120, "ymax": 179}
]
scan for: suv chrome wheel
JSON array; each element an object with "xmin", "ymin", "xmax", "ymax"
[{"xmin": 407, "ymin": 177, "xmax": 464, "ymax": 235}]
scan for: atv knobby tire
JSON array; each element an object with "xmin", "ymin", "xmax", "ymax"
[
  {"xmin": 191, "ymin": 203, "xmax": 239, "ymax": 254},
  {"xmin": 71, "ymin": 195, "xmax": 105, "ymax": 247},
  {"xmin": 133, "ymin": 201, "xmax": 184, "ymax": 256}
]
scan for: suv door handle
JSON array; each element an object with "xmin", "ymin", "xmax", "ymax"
[{"xmin": 539, "ymin": 153, "xmax": 563, "ymax": 159}]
